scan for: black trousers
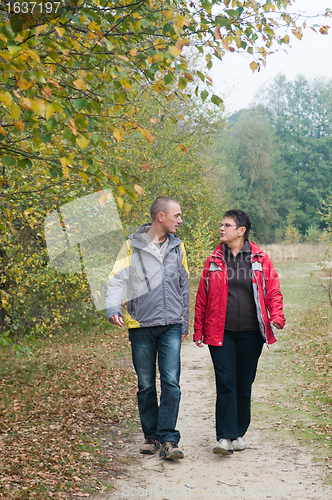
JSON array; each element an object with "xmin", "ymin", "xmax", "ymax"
[{"xmin": 209, "ymin": 329, "xmax": 264, "ymax": 441}]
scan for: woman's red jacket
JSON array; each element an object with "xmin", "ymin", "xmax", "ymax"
[{"xmin": 194, "ymin": 242, "xmax": 285, "ymax": 346}]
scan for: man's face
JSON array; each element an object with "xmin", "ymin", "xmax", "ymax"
[{"xmin": 160, "ymin": 202, "xmax": 182, "ymax": 233}]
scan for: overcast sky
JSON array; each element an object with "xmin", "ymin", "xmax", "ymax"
[{"xmin": 210, "ymin": 0, "xmax": 332, "ymax": 113}]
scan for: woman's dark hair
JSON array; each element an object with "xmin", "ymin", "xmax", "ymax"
[{"xmin": 223, "ymin": 209, "xmax": 252, "ymax": 239}]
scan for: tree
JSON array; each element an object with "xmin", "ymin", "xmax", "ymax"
[
  {"xmin": 0, "ymin": 1, "xmax": 327, "ymax": 206},
  {"xmin": 257, "ymin": 74, "xmax": 332, "ymax": 233},
  {"xmin": 210, "ymin": 107, "xmax": 282, "ymax": 242}
]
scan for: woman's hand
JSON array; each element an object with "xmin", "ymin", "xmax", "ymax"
[
  {"xmin": 195, "ymin": 338, "xmax": 204, "ymax": 348},
  {"xmin": 271, "ymin": 322, "xmax": 282, "ymax": 329}
]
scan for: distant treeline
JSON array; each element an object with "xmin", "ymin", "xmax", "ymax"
[{"xmin": 209, "ymin": 74, "xmax": 332, "ymax": 243}]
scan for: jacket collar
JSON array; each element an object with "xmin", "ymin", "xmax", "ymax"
[
  {"xmin": 129, "ymin": 223, "xmax": 182, "ymax": 252},
  {"xmin": 211, "ymin": 241, "xmax": 264, "ymax": 260}
]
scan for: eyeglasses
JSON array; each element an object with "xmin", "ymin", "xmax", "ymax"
[{"xmin": 220, "ymin": 223, "xmax": 238, "ymax": 229}]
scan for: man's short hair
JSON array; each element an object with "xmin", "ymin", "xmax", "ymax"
[
  {"xmin": 150, "ymin": 197, "xmax": 179, "ymax": 220},
  {"xmin": 223, "ymin": 209, "xmax": 252, "ymax": 239}
]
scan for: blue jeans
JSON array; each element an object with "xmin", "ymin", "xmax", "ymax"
[
  {"xmin": 129, "ymin": 324, "xmax": 182, "ymax": 444},
  {"xmin": 209, "ymin": 330, "xmax": 264, "ymax": 441}
]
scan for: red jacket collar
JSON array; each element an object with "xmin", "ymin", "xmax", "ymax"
[{"xmin": 211, "ymin": 241, "xmax": 264, "ymax": 259}]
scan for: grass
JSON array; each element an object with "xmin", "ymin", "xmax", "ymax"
[{"xmin": 253, "ymin": 244, "xmax": 332, "ymax": 480}]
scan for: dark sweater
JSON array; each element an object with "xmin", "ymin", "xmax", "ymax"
[{"xmin": 223, "ymin": 240, "xmax": 260, "ymax": 332}]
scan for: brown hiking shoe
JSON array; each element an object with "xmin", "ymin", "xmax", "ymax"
[
  {"xmin": 159, "ymin": 441, "xmax": 184, "ymax": 460},
  {"xmin": 140, "ymin": 438, "xmax": 160, "ymax": 455}
]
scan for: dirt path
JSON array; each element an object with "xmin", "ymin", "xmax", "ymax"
[{"xmin": 95, "ymin": 341, "xmax": 329, "ymax": 500}]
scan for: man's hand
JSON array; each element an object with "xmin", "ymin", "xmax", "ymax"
[
  {"xmin": 195, "ymin": 338, "xmax": 204, "ymax": 348},
  {"xmin": 109, "ymin": 314, "xmax": 124, "ymax": 327},
  {"xmin": 271, "ymin": 322, "xmax": 282, "ymax": 329},
  {"xmin": 182, "ymin": 334, "xmax": 186, "ymax": 343}
]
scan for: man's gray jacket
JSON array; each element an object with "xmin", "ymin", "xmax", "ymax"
[{"xmin": 106, "ymin": 224, "xmax": 190, "ymax": 335}]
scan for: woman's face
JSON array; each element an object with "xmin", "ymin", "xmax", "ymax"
[{"xmin": 219, "ymin": 217, "xmax": 243, "ymax": 246}]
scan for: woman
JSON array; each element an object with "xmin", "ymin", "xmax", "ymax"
[{"xmin": 194, "ymin": 209, "xmax": 285, "ymax": 455}]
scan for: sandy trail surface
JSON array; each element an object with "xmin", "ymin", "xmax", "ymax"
[{"xmin": 96, "ymin": 341, "xmax": 329, "ymax": 500}]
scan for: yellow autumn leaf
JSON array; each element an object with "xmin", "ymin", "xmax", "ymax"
[
  {"xmin": 10, "ymin": 103, "xmax": 21, "ymax": 119},
  {"xmin": 174, "ymin": 14, "xmax": 185, "ymax": 30},
  {"xmin": 319, "ymin": 25, "xmax": 329, "ymax": 35},
  {"xmin": 0, "ymin": 91, "xmax": 12, "ymax": 108},
  {"xmin": 292, "ymin": 28, "xmax": 303, "ymax": 40},
  {"xmin": 163, "ymin": 8, "xmax": 174, "ymax": 20},
  {"xmin": 113, "ymin": 128, "xmax": 124, "ymax": 142},
  {"xmin": 17, "ymin": 77, "xmax": 31, "ymax": 90},
  {"xmin": 98, "ymin": 193, "xmax": 107, "ymax": 207},
  {"xmin": 130, "ymin": 49, "xmax": 137, "ymax": 56},
  {"xmin": 123, "ymin": 201, "xmax": 132, "ymax": 216},
  {"xmin": 36, "ymin": 25, "xmax": 46, "ymax": 36},
  {"xmin": 5, "ymin": 208, "xmax": 12, "ymax": 222},
  {"xmin": 142, "ymin": 162, "xmax": 151, "ymax": 171},
  {"xmin": 250, "ymin": 61, "xmax": 259, "ymax": 72},
  {"xmin": 119, "ymin": 76, "xmax": 131, "ymax": 89},
  {"xmin": 117, "ymin": 186, "xmax": 126, "ymax": 196},
  {"xmin": 76, "ymin": 136, "xmax": 89, "ymax": 149},
  {"xmin": 184, "ymin": 72, "xmax": 194, "ymax": 82},
  {"xmin": 0, "ymin": 126, "xmax": 7, "ymax": 136},
  {"xmin": 116, "ymin": 196, "xmax": 124, "ymax": 208},
  {"xmin": 73, "ymin": 79, "xmax": 87, "ymax": 91},
  {"xmin": 175, "ymin": 40, "xmax": 185, "ymax": 52},
  {"xmin": 45, "ymin": 103, "xmax": 55, "ymax": 120},
  {"xmin": 168, "ymin": 46, "xmax": 181, "ymax": 58},
  {"xmin": 79, "ymin": 171, "xmax": 88, "ymax": 182},
  {"xmin": 71, "ymin": 38, "xmax": 81, "ymax": 51},
  {"xmin": 179, "ymin": 144, "xmax": 187, "ymax": 154},
  {"xmin": 134, "ymin": 184, "xmax": 144, "ymax": 194},
  {"xmin": 110, "ymin": 175, "xmax": 120, "ymax": 184},
  {"xmin": 26, "ymin": 48, "xmax": 41, "ymax": 63},
  {"xmin": 31, "ymin": 98, "xmax": 46, "ymax": 117},
  {"xmin": 140, "ymin": 128, "xmax": 153, "ymax": 144},
  {"xmin": 60, "ymin": 157, "xmax": 70, "ymax": 168},
  {"xmin": 55, "ymin": 27, "xmax": 65, "ymax": 37},
  {"xmin": 150, "ymin": 118, "xmax": 159, "ymax": 124},
  {"xmin": 63, "ymin": 167, "xmax": 70, "ymax": 178},
  {"xmin": 14, "ymin": 120, "xmax": 24, "ymax": 132}
]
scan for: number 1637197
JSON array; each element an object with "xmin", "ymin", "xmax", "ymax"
[{"xmin": 7, "ymin": 2, "xmax": 61, "ymax": 14}]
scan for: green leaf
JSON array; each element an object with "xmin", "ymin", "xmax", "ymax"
[
  {"xmin": 197, "ymin": 71, "xmax": 205, "ymax": 82},
  {"xmin": 178, "ymin": 77, "xmax": 187, "ymax": 90},
  {"xmin": 3, "ymin": 156, "xmax": 16, "ymax": 167},
  {"xmin": 164, "ymin": 72, "xmax": 174, "ymax": 84},
  {"xmin": 211, "ymin": 94, "xmax": 224, "ymax": 108},
  {"xmin": 47, "ymin": 117, "xmax": 57, "ymax": 132},
  {"xmin": 201, "ymin": 90, "xmax": 209, "ymax": 102},
  {"xmin": 215, "ymin": 15, "xmax": 231, "ymax": 28}
]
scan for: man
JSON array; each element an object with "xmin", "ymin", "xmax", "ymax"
[{"xmin": 106, "ymin": 197, "xmax": 189, "ymax": 460}]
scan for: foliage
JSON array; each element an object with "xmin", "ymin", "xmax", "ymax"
[
  {"xmin": 124, "ymin": 91, "xmax": 224, "ymax": 269},
  {"xmin": 283, "ymin": 220, "xmax": 302, "ymax": 244},
  {"xmin": 0, "ymin": 0, "xmax": 325, "ymax": 206},
  {"xmin": 0, "ymin": 179, "xmax": 95, "ymax": 336},
  {"xmin": 209, "ymin": 107, "xmax": 281, "ymax": 242},
  {"xmin": 0, "ymin": 2, "xmax": 329, "ymax": 335},
  {"xmin": 256, "ymin": 74, "xmax": 332, "ymax": 234}
]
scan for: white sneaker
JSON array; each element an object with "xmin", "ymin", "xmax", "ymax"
[
  {"xmin": 232, "ymin": 437, "xmax": 246, "ymax": 451},
  {"xmin": 213, "ymin": 438, "xmax": 233, "ymax": 455}
]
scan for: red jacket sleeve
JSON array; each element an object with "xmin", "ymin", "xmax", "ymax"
[
  {"xmin": 193, "ymin": 258, "xmax": 210, "ymax": 340},
  {"xmin": 263, "ymin": 256, "xmax": 285, "ymax": 328}
]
